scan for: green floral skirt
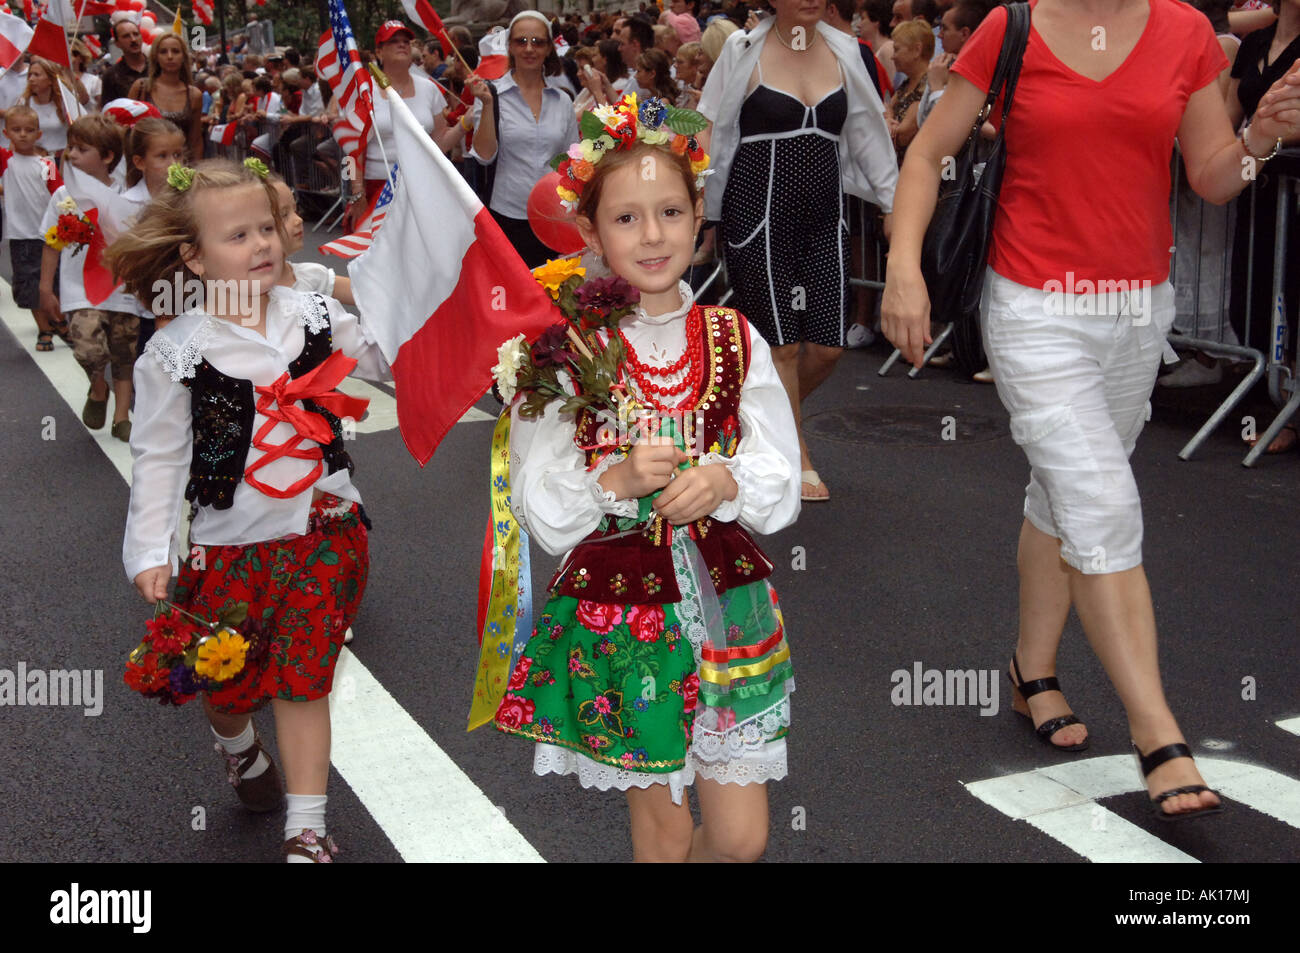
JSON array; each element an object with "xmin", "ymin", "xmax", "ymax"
[{"xmin": 494, "ymin": 533, "xmax": 793, "ymax": 785}]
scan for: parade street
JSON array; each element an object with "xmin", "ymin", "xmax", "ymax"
[{"xmin": 2, "ymin": 223, "xmax": 1297, "ymax": 865}]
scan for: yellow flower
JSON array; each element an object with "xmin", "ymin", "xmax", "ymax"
[
  {"xmin": 556, "ymin": 185, "xmax": 579, "ymax": 203},
  {"xmin": 194, "ymin": 627, "xmax": 248, "ymax": 681},
  {"xmin": 44, "ymin": 225, "xmax": 66, "ymax": 250},
  {"xmin": 532, "ymin": 257, "xmax": 586, "ymax": 298},
  {"xmin": 579, "ymin": 135, "xmax": 616, "ymax": 164},
  {"xmin": 690, "ymin": 157, "xmax": 709, "ymax": 176}
]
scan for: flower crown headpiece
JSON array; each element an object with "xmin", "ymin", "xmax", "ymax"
[
  {"xmin": 550, "ymin": 92, "xmax": 709, "ymax": 212},
  {"xmin": 166, "ymin": 157, "xmax": 269, "ymax": 192}
]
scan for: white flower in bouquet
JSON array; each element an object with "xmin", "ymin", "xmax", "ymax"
[{"xmin": 492, "ymin": 333, "xmax": 529, "ymax": 405}]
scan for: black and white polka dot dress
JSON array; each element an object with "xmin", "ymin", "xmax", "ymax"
[{"xmin": 721, "ymin": 74, "xmax": 850, "ymax": 350}]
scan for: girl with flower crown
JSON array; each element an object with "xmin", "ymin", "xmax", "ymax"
[
  {"xmin": 106, "ymin": 158, "xmax": 391, "ymax": 862},
  {"xmin": 492, "ymin": 93, "xmax": 802, "ymax": 862}
]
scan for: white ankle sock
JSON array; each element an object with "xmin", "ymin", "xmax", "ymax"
[
  {"xmin": 212, "ymin": 722, "xmax": 269, "ymax": 780},
  {"xmin": 284, "ymin": 794, "xmax": 328, "ymax": 863}
]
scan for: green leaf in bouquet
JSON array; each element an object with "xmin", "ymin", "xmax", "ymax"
[
  {"xmin": 548, "ymin": 153, "xmax": 564, "ymax": 172},
  {"xmin": 218, "ymin": 603, "xmax": 249, "ymax": 627},
  {"xmin": 579, "ymin": 112, "xmax": 607, "ymax": 140},
  {"xmin": 560, "ymin": 395, "xmax": 589, "ymax": 417},
  {"xmin": 665, "ymin": 106, "xmax": 708, "ymax": 136}
]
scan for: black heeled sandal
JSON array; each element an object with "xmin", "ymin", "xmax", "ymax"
[
  {"xmin": 1007, "ymin": 653, "xmax": 1089, "ymax": 752},
  {"xmin": 1133, "ymin": 742, "xmax": 1224, "ymax": 822}
]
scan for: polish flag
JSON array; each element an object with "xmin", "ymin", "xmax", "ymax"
[
  {"xmin": 476, "ymin": 28, "xmax": 508, "ymax": 81},
  {"xmin": 400, "ymin": 0, "xmax": 452, "ymax": 55},
  {"xmin": 27, "ymin": 0, "xmax": 73, "ymax": 68},
  {"xmin": 61, "ymin": 163, "xmax": 123, "ymax": 305},
  {"xmin": 208, "ymin": 120, "xmax": 238, "ymax": 145},
  {"xmin": 348, "ymin": 84, "xmax": 559, "ymax": 465},
  {"xmin": 0, "ymin": 11, "xmax": 31, "ymax": 70}
]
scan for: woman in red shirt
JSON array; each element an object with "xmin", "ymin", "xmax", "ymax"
[{"xmin": 883, "ymin": 0, "xmax": 1300, "ymax": 821}]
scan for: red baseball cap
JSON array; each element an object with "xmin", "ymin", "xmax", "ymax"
[{"xmin": 375, "ymin": 21, "xmax": 415, "ymax": 46}]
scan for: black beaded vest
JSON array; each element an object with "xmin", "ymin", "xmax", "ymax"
[
  {"xmin": 181, "ymin": 294, "xmax": 354, "ymax": 509},
  {"xmin": 549, "ymin": 305, "xmax": 775, "ymax": 605}
]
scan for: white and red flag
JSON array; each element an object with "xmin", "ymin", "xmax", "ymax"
[
  {"xmin": 315, "ymin": 0, "xmax": 373, "ymax": 180},
  {"xmin": 192, "ymin": 0, "xmax": 213, "ymax": 26},
  {"xmin": 400, "ymin": 0, "xmax": 452, "ymax": 55},
  {"xmin": 27, "ymin": 0, "xmax": 73, "ymax": 67},
  {"xmin": 207, "ymin": 120, "xmax": 238, "ymax": 146},
  {"xmin": 348, "ymin": 83, "xmax": 558, "ymax": 465},
  {"xmin": 0, "ymin": 9, "xmax": 32, "ymax": 70}
]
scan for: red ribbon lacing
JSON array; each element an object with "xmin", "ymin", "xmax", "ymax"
[{"xmin": 243, "ymin": 350, "xmax": 370, "ymax": 499}]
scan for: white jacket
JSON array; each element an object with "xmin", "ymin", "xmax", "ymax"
[{"xmin": 697, "ymin": 18, "xmax": 898, "ymax": 219}]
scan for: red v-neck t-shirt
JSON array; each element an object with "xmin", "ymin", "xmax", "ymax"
[{"xmin": 949, "ymin": 0, "xmax": 1227, "ymax": 288}]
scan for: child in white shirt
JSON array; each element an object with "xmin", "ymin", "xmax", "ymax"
[{"xmin": 2, "ymin": 105, "xmax": 63, "ymax": 351}]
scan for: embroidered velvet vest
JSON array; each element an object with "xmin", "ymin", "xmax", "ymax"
[
  {"xmin": 181, "ymin": 295, "xmax": 354, "ymax": 509},
  {"xmin": 550, "ymin": 305, "xmax": 774, "ymax": 605}
]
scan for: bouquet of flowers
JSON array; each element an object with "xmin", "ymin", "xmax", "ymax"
[
  {"xmin": 494, "ymin": 257, "xmax": 643, "ymax": 423},
  {"xmin": 44, "ymin": 196, "xmax": 96, "ymax": 256},
  {"xmin": 124, "ymin": 601, "xmax": 264, "ymax": 706}
]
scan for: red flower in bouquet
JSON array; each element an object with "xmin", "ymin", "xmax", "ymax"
[
  {"xmin": 123, "ymin": 654, "xmax": 170, "ymax": 694},
  {"xmin": 144, "ymin": 607, "xmax": 195, "ymax": 655}
]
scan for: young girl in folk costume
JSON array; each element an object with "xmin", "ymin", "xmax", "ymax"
[
  {"xmin": 106, "ymin": 159, "xmax": 390, "ymax": 862},
  {"xmin": 492, "ymin": 94, "xmax": 801, "ymax": 862}
]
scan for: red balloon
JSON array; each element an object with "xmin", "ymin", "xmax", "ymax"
[{"xmin": 526, "ymin": 172, "xmax": 584, "ymax": 255}]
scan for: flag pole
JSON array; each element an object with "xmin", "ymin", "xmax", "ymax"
[{"xmin": 367, "ymin": 62, "xmax": 398, "ymax": 195}]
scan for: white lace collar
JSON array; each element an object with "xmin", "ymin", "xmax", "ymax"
[
  {"xmin": 628, "ymin": 280, "xmax": 695, "ymax": 327},
  {"xmin": 143, "ymin": 289, "xmax": 328, "ymax": 382}
]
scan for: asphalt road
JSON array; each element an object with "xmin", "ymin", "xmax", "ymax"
[{"xmin": 1, "ymin": 217, "xmax": 1297, "ymax": 865}]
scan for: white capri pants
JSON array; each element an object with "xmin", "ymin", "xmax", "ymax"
[{"xmin": 979, "ymin": 268, "xmax": 1176, "ymax": 574}]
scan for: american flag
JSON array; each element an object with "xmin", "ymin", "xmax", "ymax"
[
  {"xmin": 315, "ymin": 0, "xmax": 373, "ymax": 176},
  {"xmin": 320, "ymin": 163, "xmax": 398, "ymax": 258}
]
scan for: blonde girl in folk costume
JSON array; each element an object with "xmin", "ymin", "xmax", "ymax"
[
  {"xmin": 491, "ymin": 94, "xmax": 801, "ymax": 862},
  {"xmin": 106, "ymin": 159, "xmax": 390, "ymax": 861}
]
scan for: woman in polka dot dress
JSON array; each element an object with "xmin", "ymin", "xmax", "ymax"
[{"xmin": 698, "ymin": 0, "xmax": 898, "ymax": 501}]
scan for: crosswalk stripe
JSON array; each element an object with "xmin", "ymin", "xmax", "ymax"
[
  {"xmin": 967, "ymin": 753, "xmax": 1300, "ymax": 862},
  {"xmin": 1, "ymin": 286, "xmax": 543, "ymax": 862}
]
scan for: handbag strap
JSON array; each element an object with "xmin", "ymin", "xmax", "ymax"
[{"xmin": 980, "ymin": 1, "xmax": 1031, "ymax": 126}]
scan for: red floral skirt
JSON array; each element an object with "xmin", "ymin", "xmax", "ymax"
[{"xmin": 173, "ymin": 495, "xmax": 369, "ymax": 714}]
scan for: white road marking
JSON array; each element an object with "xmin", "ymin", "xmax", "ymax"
[
  {"xmin": 967, "ymin": 753, "xmax": 1300, "ymax": 862},
  {"xmin": 1, "ymin": 286, "xmax": 543, "ymax": 862},
  {"xmin": 1277, "ymin": 717, "xmax": 1300, "ymax": 737}
]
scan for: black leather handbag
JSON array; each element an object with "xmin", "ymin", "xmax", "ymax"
[{"xmin": 920, "ymin": 1, "xmax": 1030, "ymax": 374}]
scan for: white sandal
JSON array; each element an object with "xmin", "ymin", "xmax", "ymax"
[{"xmin": 801, "ymin": 470, "xmax": 829, "ymax": 502}]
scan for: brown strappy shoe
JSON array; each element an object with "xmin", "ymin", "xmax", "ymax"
[
  {"xmin": 215, "ymin": 733, "xmax": 285, "ymax": 813},
  {"xmin": 283, "ymin": 829, "xmax": 340, "ymax": 863}
]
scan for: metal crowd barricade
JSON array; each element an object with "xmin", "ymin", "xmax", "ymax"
[
  {"xmin": 1168, "ymin": 145, "xmax": 1297, "ymax": 465},
  {"xmin": 1242, "ymin": 149, "xmax": 1299, "ymax": 466}
]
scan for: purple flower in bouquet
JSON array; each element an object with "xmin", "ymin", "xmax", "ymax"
[
  {"xmin": 167, "ymin": 665, "xmax": 199, "ymax": 705},
  {"xmin": 575, "ymin": 276, "xmax": 640, "ymax": 314},
  {"xmin": 531, "ymin": 322, "xmax": 578, "ymax": 368}
]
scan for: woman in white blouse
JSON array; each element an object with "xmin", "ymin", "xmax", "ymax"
[
  {"xmin": 344, "ymin": 20, "xmax": 462, "ymax": 230},
  {"xmin": 468, "ymin": 11, "xmax": 580, "ymax": 268},
  {"xmin": 20, "ymin": 58, "xmax": 74, "ymax": 160}
]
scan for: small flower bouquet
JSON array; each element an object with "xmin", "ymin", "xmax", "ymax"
[
  {"xmin": 44, "ymin": 197, "xmax": 96, "ymax": 256},
  {"xmin": 124, "ymin": 601, "xmax": 264, "ymax": 706},
  {"xmin": 494, "ymin": 258, "xmax": 642, "ymax": 422}
]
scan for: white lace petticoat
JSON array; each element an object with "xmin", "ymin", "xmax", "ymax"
[{"xmin": 532, "ymin": 735, "xmax": 790, "ymax": 806}]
